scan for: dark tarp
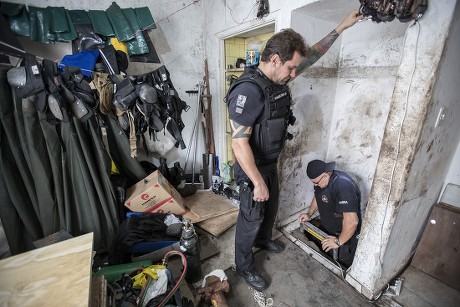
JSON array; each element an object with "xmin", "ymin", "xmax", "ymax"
[
  {"xmin": 0, "ymin": 68, "xmax": 43, "ymax": 254},
  {"xmin": 0, "ymin": 66, "xmax": 147, "ymax": 255}
]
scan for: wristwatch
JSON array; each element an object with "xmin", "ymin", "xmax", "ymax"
[{"xmin": 334, "ymin": 237, "xmax": 342, "ymax": 247}]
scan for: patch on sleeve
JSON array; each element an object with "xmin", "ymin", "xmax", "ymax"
[
  {"xmin": 235, "ymin": 94, "xmax": 247, "ymax": 114},
  {"xmin": 236, "ymin": 94, "xmax": 247, "ymax": 108}
]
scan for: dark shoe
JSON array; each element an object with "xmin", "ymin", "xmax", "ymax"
[
  {"xmin": 236, "ymin": 268, "xmax": 268, "ymax": 291},
  {"xmin": 255, "ymin": 240, "xmax": 285, "ymax": 253}
]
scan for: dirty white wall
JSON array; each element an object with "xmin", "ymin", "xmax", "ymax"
[
  {"xmin": 203, "ymin": 0, "xmax": 318, "ymax": 169},
  {"xmin": 278, "ymin": 7, "xmax": 342, "ymax": 225},
  {"xmin": 277, "ymin": 0, "xmax": 409, "ymax": 223},
  {"xmin": 346, "ymin": 0, "xmax": 460, "ymax": 299}
]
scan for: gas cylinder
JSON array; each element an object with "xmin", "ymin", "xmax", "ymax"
[{"xmin": 180, "ymin": 219, "xmax": 202, "ymax": 283}]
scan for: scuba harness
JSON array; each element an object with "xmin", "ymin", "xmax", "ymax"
[
  {"xmin": 359, "ymin": 0, "xmax": 428, "ymax": 23},
  {"xmin": 114, "ymin": 65, "xmax": 190, "ymax": 156},
  {"xmin": 6, "ymin": 52, "xmax": 190, "ymax": 159}
]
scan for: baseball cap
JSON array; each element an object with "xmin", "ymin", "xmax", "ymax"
[{"xmin": 306, "ymin": 159, "xmax": 336, "ymax": 179}]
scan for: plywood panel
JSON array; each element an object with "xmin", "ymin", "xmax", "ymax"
[
  {"xmin": 197, "ymin": 210, "xmax": 239, "ymax": 236},
  {"xmin": 183, "ymin": 190, "xmax": 238, "ymax": 221},
  {"xmin": 411, "ymin": 203, "xmax": 460, "ymax": 290},
  {"xmin": 0, "ymin": 233, "xmax": 94, "ymax": 306},
  {"xmin": 182, "ymin": 209, "xmax": 202, "ymax": 223}
]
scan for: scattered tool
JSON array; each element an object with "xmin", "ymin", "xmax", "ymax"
[
  {"xmin": 185, "ymin": 90, "xmax": 199, "ymax": 96},
  {"xmin": 300, "ymin": 221, "xmax": 338, "ymax": 261},
  {"xmin": 201, "ymin": 58, "xmax": 215, "ymax": 155},
  {"xmin": 195, "ymin": 274, "xmax": 230, "ymax": 307}
]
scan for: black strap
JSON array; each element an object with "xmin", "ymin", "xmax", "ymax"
[{"xmin": 166, "ymin": 117, "xmax": 186, "ymax": 149}]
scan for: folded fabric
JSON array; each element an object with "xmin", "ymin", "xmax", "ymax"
[
  {"xmin": 28, "ymin": 6, "xmax": 53, "ymax": 43},
  {"xmin": 106, "ymin": 2, "xmax": 134, "ymax": 42},
  {"xmin": 134, "ymin": 7, "xmax": 156, "ymax": 30},
  {"xmin": 58, "ymin": 49, "xmax": 100, "ymax": 77},
  {"xmin": 55, "ymin": 9, "xmax": 78, "ymax": 42},
  {"xmin": 47, "ymin": 6, "xmax": 68, "ymax": 33},
  {"xmin": 88, "ymin": 10, "xmax": 115, "ymax": 37},
  {"xmin": 68, "ymin": 9, "xmax": 91, "ymax": 25}
]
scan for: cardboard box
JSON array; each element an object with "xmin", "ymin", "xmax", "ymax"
[{"xmin": 124, "ymin": 171, "xmax": 186, "ymax": 215}]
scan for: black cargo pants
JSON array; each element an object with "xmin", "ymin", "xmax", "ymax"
[
  {"xmin": 337, "ymin": 235, "xmax": 359, "ymax": 267},
  {"xmin": 234, "ymin": 162, "xmax": 279, "ymax": 271}
]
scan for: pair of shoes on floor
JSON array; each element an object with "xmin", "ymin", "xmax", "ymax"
[
  {"xmin": 255, "ymin": 240, "xmax": 285, "ymax": 253},
  {"xmin": 236, "ymin": 267, "xmax": 269, "ymax": 291}
]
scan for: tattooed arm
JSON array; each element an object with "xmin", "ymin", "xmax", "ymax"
[
  {"xmin": 297, "ymin": 10, "xmax": 363, "ymax": 75},
  {"xmin": 230, "ymin": 119, "xmax": 269, "ymax": 201}
]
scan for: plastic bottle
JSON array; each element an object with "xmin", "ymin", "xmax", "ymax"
[
  {"xmin": 180, "ymin": 219, "xmax": 202, "ymax": 283},
  {"xmin": 246, "ymin": 40, "xmax": 264, "ymax": 66},
  {"xmin": 215, "ymin": 155, "xmax": 220, "ymax": 177}
]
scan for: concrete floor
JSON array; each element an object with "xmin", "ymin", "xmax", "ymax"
[
  {"xmin": 2, "ymin": 218, "xmax": 460, "ymax": 306},
  {"xmin": 224, "ymin": 235, "xmax": 372, "ymax": 307},
  {"xmin": 199, "ymin": 224, "xmax": 460, "ymax": 307},
  {"xmin": 387, "ymin": 266, "xmax": 460, "ymax": 307},
  {"xmin": 199, "ymin": 225, "xmax": 372, "ymax": 306}
]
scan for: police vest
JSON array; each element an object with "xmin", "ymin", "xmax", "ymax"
[{"xmin": 227, "ymin": 68, "xmax": 293, "ymax": 162}]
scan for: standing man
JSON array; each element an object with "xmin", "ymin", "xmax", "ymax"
[
  {"xmin": 299, "ymin": 160, "xmax": 362, "ymax": 267},
  {"xmin": 226, "ymin": 11, "xmax": 363, "ymax": 290}
]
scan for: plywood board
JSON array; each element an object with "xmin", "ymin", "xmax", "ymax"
[
  {"xmin": 182, "ymin": 208, "xmax": 202, "ymax": 223},
  {"xmin": 0, "ymin": 232, "xmax": 94, "ymax": 306},
  {"xmin": 183, "ymin": 190, "xmax": 238, "ymax": 221},
  {"xmin": 411, "ymin": 203, "xmax": 460, "ymax": 290},
  {"xmin": 197, "ymin": 210, "xmax": 239, "ymax": 236}
]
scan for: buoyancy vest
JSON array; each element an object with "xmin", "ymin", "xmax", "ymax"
[{"xmin": 227, "ymin": 68, "xmax": 293, "ymax": 163}]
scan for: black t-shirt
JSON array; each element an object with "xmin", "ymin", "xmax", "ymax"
[
  {"xmin": 314, "ymin": 171, "xmax": 361, "ymax": 236},
  {"xmin": 227, "ymin": 80, "xmax": 266, "ymax": 182},
  {"xmin": 227, "ymin": 81, "xmax": 264, "ymax": 126}
]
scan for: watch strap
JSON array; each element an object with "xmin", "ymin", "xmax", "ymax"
[{"xmin": 334, "ymin": 237, "xmax": 342, "ymax": 247}]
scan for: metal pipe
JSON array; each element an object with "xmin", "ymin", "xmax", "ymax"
[{"xmin": 191, "ymin": 83, "xmax": 203, "ymax": 184}]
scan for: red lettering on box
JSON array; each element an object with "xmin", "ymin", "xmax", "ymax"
[{"xmin": 144, "ymin": 197, "xmax": 173, "ymax": 213}]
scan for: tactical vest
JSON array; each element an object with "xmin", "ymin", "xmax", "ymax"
[{"xmin": 227, "ymin": 68, "xmax": 293, "ymax": 163}]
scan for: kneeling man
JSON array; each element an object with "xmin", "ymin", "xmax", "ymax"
[{"xmin": 299, "ymin": 159, "xmax": 362, "ymax": 267}]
